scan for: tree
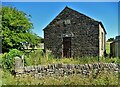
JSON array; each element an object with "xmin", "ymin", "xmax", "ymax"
[
  {"xmin": 107, "ymin": 38, "xmax": 114, "ymax": 42},
  {"xmin": 2, "ymin": 6, "xmax": 39, "ymax": 52},
  {"xmin": 41, "ymin": 38, "xmax": 44, "ymax": 43}
]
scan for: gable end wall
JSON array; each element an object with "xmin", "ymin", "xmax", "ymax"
[{"xmin": 44, "ymin": 7, "xmax": 105, "ymax": 58}]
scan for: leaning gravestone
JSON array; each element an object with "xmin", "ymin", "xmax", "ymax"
[{"xmin": 14, "ymin": 56, "xmax": 24, "ymax": 74}]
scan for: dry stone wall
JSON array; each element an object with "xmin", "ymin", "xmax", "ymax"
[{"xmin": 15, "ymin": 63, "xmax": 120, "ymax": 78}]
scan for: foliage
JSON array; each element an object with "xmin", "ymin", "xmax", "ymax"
[
  {"xmin": 2, "ymin": 70, "xmax": 16, "ymax": 85},
  {"xmin": 32, "ymin": 42, "xmax": 112, "ymax": 64},
  {"xmin": 23, "ymin": 42, "xmax": 119, "ymax": 66},
  {"xmin": 99, "ymin": 56, "xmax": 120, "ymax": 64},
  {"xmin": 2, "ymin": 49, "xmax": 23, "ymax": 72},
  {"xmin": 24, "ymin": 49, "xmax": 120, "ymax": 66},
  {"xmin": 24, "ymin": 49, "xmax": 44, "ymax": 66},
  {"xmin": 1, "ymin": 49, "xmax": 119, "ymax": 85},
  {"xmin": 40, "ymin": 38, "xmax": 44, "ymax": 43},
  {"xmin": 107, "ymin": 38, "xmax": 114, "ymax": 42},
  {"xmin": 106, "ymin": 42, "xmax": 111, "ymax": 55},
  {"xmin": 2, "ymin": 6, "xmax": 42, "ymax": 53},
  {"xmin": 2, "ymin": 70, "xmax": 118, "ymax": 85},
  {"xmin": 91, "ymin": 71, "xmax": 118, "ymax": 85},
  {"xmin": 26, "ymin": 33, "xmax": 42, "ymax": 48},
  {"xmin": 1, "ymin": 49, "xmax": 119, "ymax": 73}
]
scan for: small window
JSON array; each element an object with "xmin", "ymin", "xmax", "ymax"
[{"xmin": 64, "ymin": 19, "xmax": 71, "ymax": 25}]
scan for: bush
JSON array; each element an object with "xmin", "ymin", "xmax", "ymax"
[
  {"xmin": 24, "ymin": 49, "xmax": 44, "ymax": 66},
  {"xmin": 2, "ymin": 49, "xmax": 23, "ymax": 72}
]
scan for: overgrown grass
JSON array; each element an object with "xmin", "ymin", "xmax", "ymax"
[
  {"xmin": 1, "ymin": 70, "xmax": 118, "ymax": 85},
  {"xmin": 1, "ymin": 42, "xmax": 118, "ymax": 67},
  {"xmin": 1, "ymin": 42, "xmax": 119, "ymax": 85},
  {"xmin": 23, "ymin": 49, "xmax": 120, "ymax": 66},
  {"xmin": 22, "ymin": 41, "xmax": 119, "ymax": 66},
  {"xmin": 106, "ymin": 42, "xmax": 111, "ymax": 54}
]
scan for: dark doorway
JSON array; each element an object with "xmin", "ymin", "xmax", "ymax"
[{"xmin": 63, "ymin": 37, "xmax": 71, "ymax": 58}]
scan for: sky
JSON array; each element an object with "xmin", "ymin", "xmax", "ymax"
[{"xmin": 2, "ymin": 2, "xmax": 119, "ymax": 40}]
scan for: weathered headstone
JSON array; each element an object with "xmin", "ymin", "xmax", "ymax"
[{"xmin": 14, "ymin": 56, "xmax": 24, "ymax": 74}]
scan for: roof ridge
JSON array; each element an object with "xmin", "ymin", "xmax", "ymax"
[{"xmin": 63, "ymin": 6, "xmax": 98, "ymax": 22}]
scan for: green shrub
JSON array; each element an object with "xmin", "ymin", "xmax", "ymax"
[
  {"xmin": 116, "ymin": 58, "xmax": 120, "ymax": 63},
  {"xmin": 2, "ymin": 49, "xmax": 23, "ymax": 72},
  {"xmin": 24, "ymin": 49, "xmax": 44, "ymax": 66},
  {"xmin": 108, "ymin": 58, "xmax": 117, "ymax": 63},
  {"xmin": 24, "ymin": 55, "xmax": 33, "ymax": 66}
]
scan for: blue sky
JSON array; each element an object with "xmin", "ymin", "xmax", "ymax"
[{"xmin": 2, "ymin": 2, "xmax": 118, "ymax": 40}]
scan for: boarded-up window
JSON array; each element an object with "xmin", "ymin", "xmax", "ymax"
[
  {"xmin": 57, "ymin": 20, "xmax": 71, "ymax": 25},
  {"xmin": 64, "ymin": 19, "xmax": 71, "ymax": 24},
  {"xmin": 63, "ymin": 19, "xmax": 71, "ymax": 27},
  {"xmin": 57, "ymin": 20, "xmax": 71, "ymax": 27}
]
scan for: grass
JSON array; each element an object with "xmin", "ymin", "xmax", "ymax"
[
  {"xmin": 106, "ymin": 42, "xmax": 110, "ymax": 54},
  {"xmin": 106, "ymin": 41, "xmax": 112, "ymax": 55},
  {"xmin": 24, "ymin": 49, "xmax": 120, "ymax": 66},
  {"xmin": 23, "ymin": 42, "xmax": 119, "ymax": 66},
  {"xmin": 1, "ymin": 70, "xmax": 118, "ymax": 85},
  {"xmin": 1, "ymin": 42, "xmax": 119, "ymax": 85}
]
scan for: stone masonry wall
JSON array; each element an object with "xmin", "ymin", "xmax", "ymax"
[
  {"xmin": 15, "ymin": 63, "xmax": 120, "ymax": 78},
  {"xmin": 110, "ymin": 35, "xmax": 120, "ymax": 58},
  {"xmin": 44, "ymin": 6, "xmax": 101, "ymax": 58}
]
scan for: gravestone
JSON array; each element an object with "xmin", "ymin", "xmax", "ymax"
[{"xmin": 14, "ymin": 56, "xmax": 24, "ymax": 74}]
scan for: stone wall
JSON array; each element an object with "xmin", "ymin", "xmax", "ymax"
[
  {"xmin": 15, "ymin": 63, "xmax": 120, "ymax": 78},
  {"xmin": 110, "ymin": 35, "xmax": 120, "ymax": 58},
  {"xmin": 43, "ymin": 6, "xmax": 106, "ymax": 58}
]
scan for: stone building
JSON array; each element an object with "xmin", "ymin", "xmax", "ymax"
[
  {"xmin": 110, "ymin": 35, "xmax": 120, "ymax": 58},
  {"xmin": 43, "ymin": 6, "xmax": 106, "ymax": 58}
]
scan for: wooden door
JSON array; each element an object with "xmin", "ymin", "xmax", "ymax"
[{"xmin": 63, "ymin": 37, "xmax": 71, "ymax": 58}]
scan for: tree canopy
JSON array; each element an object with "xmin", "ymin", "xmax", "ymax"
[
  {"xmin": 2, "ymin": 6, "xmax": 42, "ymax": 52},
  {"xmin": 107, "ymin": 38, "xmax": 114, "ymax": 42}
]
